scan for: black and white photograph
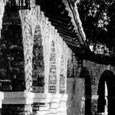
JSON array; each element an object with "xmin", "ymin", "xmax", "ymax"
[{"xmin": 0, "ymin": 0, "xmax": 115, "ymax": 115}]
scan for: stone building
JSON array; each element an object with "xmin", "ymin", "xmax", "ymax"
[{"xmin": 0, "ymin": 0, "xmax": 115, "ymax": 115}]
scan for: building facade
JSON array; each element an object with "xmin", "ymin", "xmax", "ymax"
[{"xmin": 0, "ymin": 0, "xmax": 115, "ymax": 115}]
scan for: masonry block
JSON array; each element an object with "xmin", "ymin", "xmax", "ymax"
[
  {"xmin": 2, "ymin": 91, "xmax": 34, "ymax": 115},
  {"xmin": 0, "ymin": 92, "xmax": 4, "ymax": 108},
  {"xmin": 2, "ymin": 104, "xmax": 33, "ymax": 115}
]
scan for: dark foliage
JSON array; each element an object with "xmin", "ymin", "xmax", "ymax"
[{"xmin": 78, "ymin": 0, "xmax": 115, "ymax": 53}]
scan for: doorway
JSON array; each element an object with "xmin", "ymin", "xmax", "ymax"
[{"xmin": 98, "ymin": 70, "xmax": 115, "ymax": 115}]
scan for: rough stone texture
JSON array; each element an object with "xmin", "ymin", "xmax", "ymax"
[
  {"xmin": 48, "ymin": 39, "xmax": 57, "ymax": 93},
  {"xmin": 67, "ymin": 78, "xmax": 85, "ymax": 115},
  {"xmin": 59, "ymin": 45, "xmax": 66, "ymax": 93},
  {"xmin": 0, "ymin": 1, "xmax": 25, "ymax": 91},
  {"xmin": 32, "ymin": 25, "xmax": 44, "ymax": 93},
  {"xmin": 25, "ymin": 4, "xmax": 70, "ymax": 115},
  {"xmin": 55, "ymin": 33, "xmax": 62, "ymax": 94},
  {"xmin": 2, "ymin": 104, "xmax": 32, "ymax": 115},
  {"xmin": 31, "ymin": 6, "xmax": 70, "ymax": 115},
  {"xmin": 1, "ymin": 1, "xmax": 115, "ymax": 115},
  {"xmin": 41, "ymin": 15, "xmax": 52, "ymax": 93},
  {"xmin": 33, "ymin": 103, "xmax": 50, "ymax": 115},
  {"xmin": 83, "ymin": 60, "xmax": 114, "ymax": 115},
  {"xmin": 66, "ymin": 57, "xmax": 115, "ymax": 115},
  {"xmin": 20, "ymin": 10, "xmax": 34, "ymax": 92}
]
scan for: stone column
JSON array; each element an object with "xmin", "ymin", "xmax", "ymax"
[
  {"xmin": 1, "ymin": 9, "xmax": 36, "ymax": 115},
  {"xmin": 59, "ymin": 42, "xmax": 68, "ymax": 94},
  {"xmin": 33, "ymin": 8, "xmax": 52, "ymax": 115},
  {"xmin": 20, "ymin": 10, "xmax": 34, "ymax": 92},
  {"xmin": 31, "ymin": 6, "xmax": 69, "ymax": 115},
  {"xmin": 1, "ymin": 1, "xmax": 36, "ymax": 115},
  {"xmin": 58, "ymin": 42, "xmax": 68, "ymax": 115},
  {"xmin": 33, "ymin": 16, "xmax": 63, "ymax": 115},
  {"xmin": 47, "ymin": 28, "xmax": 59, "ymax": 115}
]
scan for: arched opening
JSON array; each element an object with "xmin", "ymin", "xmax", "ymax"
[
  {"xmin": 98, "ymin": 70, "xmax": 115, "ymax": 115},
  {"xmin": 0, "ymin": 0, "xmax": 25, "ymax": 91},
  {"xmin": 79, "ymin": 67, "xmax": 92, "ymax": 115},
  {"xmin": 32, "ymin": 25, "xmax": 44, "ymax": 93}
]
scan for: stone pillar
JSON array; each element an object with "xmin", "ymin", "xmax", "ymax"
[
  {"xmin": 1, "ymin": 1, "xmax": 37, "ymax": 115},
  {"xmin": 33, "ymin": 8, "xmax": 52, "ymax": 115},
  {"xmin": 32, "ymin": 11, "xmax": 64, "ymax": 115},
  {"xmin": 58, "ymin": 42, "xmax": 68, "ymax": 115},
  {"xmin": 59, "ymin": 42, "xmax": 68, "ymax": 94},
  {"xmin": 20, "ymin": 10, "xmax": 34, "ymax": 92},
  {"xmin": 47, "ymin": 31, "xmax": 64, "ymax": 115},
  {"xmin": 31, "ymin": 6, "xmax": 70, "ymax": 115},
  {"xmin": 46, "ymin": 27, "xmax": 60, "ymax": 115},
  {"xmin": 18, "ymin": 8, "xmax": 36, "ymax": 115},
  {"xmin": 48, "ymin": 29, "xmax": 57, "ymax": 94},
  {"xmin": 0, "ymin": 8, "xmax": 36, "ymax": 115},
  {"xmin": 1, "ymin": 7, "xmax": 35, "ymax": 114}
]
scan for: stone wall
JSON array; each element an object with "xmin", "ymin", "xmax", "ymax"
[
  {"xmin": 67, "ymin": 78, "xmax": 85, "ymax": 115},
  {"xmin": 0, "ymin": 1, "xmax": 74, "ymax": 115},
  {"xmin": 66, "ymin": 59, "xmax": 115, "ymax": 115},
  {"xmin": 83, "ymin": 60, "xmax": 115, "ymax": 115},
  {"xmin": 1, "ymin": 1, "xmax": 115, "ymax": 115}
]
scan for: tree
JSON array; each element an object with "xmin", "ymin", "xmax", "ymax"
[{"xmin": 78, "ymin": 0, "xmax": 115, "ymax": 55}]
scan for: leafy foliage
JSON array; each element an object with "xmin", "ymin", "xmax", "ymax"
[{"xmin": 78, "ymin": 0, "xmax": 115, "ymax": 54}]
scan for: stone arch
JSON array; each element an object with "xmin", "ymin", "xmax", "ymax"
[
  {"xmin": 98, "ymin": 70, "xmax": 115, "ymax": 115},
  {"xmin": 79, "ymin": 67, "xmax": 92, "ymax": 115},
  {"xmin": 32, "ymin": 24, "xmax": 44, "ymax": 93},
  {"xmin": 0, "ymin": 0, "xmax": 25, "ymax": 91}
]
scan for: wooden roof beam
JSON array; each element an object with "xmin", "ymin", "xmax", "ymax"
[
  {"xmin": 62, "ymin": 0, "xmax": 87, "ymax": 46},
  {"xmin": 45, "ymin": 13, "xmax": 71, "ymax": 24},
  {"xmin": 49, "ymin": 17, "xmax": 75, "ymax": 32},
  {"xmin": 55, "ymin": 26, "xmax": 77, "ymax": 38},
  {"xmin": 49, "ymin": 18, "xmax": 72, "ymax": 29},
  {"xmin": 60, "ymin": 33, "xmax": 80, "ymax": 45},
  {"xmin": 58, "ymin": 29, "xmax": 77, "ymax": 39}
]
